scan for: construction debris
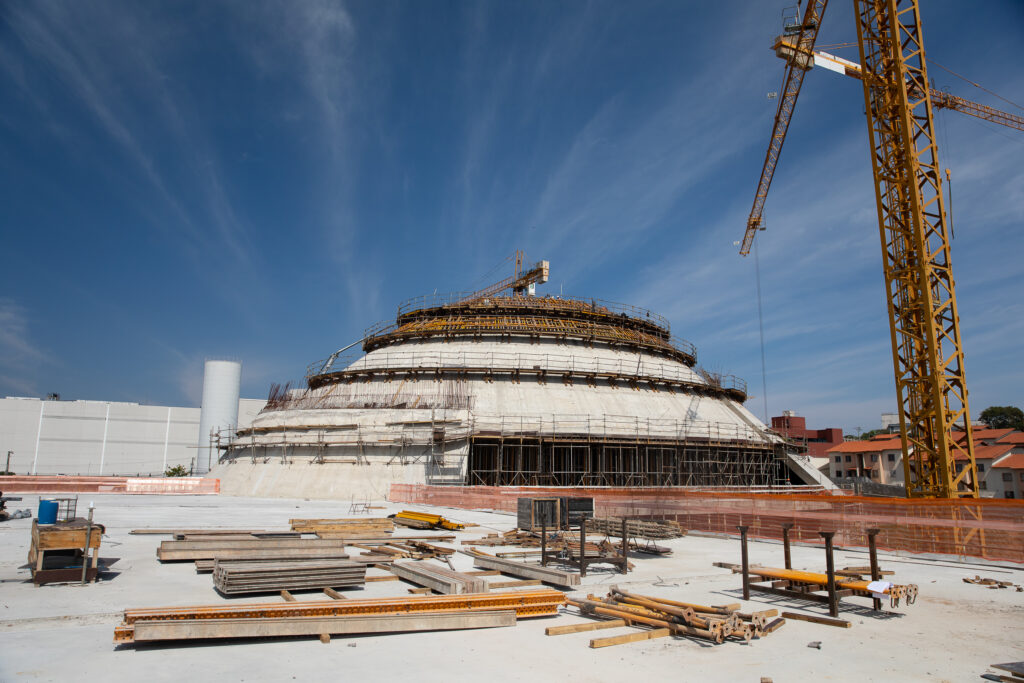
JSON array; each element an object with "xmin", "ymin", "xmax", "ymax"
[
  {"xmin": 964, "ymin": 576, "xmax": 1023, "ymax": 591},
  {"xmin": 212, "ymin": 559, "xmax": 366, "ymax": 595},
  {"xmin": 114, "ymin": 589, "xmax": 566, "ymax": 645},
  {"xmin": 391, "ymin": 511, "xmax": 465, "ymax": 531},
  {"xmin": 552, "ymin": 586, "xmax": 781, "ymax": 648}
]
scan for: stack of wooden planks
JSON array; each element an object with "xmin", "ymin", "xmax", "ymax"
[
  {"xmin": 585, "ymin": 517, "xmax": 684, "ymax": 540},
  {"xmin": 390, "ymin": 561, "xmax": 488, "ymax": 594},
  {"xmin": 290, "ymin": 518, "xmax": 393, "ymax": 536},
  {"xmin": 157, "ymin": 538, "xmax": 351, "ymax": 562},
  {"xmin": 212, "ymin": 559, "xmax": 365, "ymax": 595},
  {"xmin": 113, "ymin": 589, "xmax": 567, "ymax": 645}
]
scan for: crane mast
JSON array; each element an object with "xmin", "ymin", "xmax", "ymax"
[
  {"xmin": 853, "ymin": 0, "xmax": 976, "ymax": 497},
  {"xmin": 739, "ymin": 0, "xmax": 828, "ymax": 257},
  {"xmin": 742, "ymin": 0, "xmax": 1004, "ymax": 496}
]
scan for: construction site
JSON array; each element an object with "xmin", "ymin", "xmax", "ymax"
[{"xmin": 2, "ymin": 1, "xmax": 1023, "ymax": 681}]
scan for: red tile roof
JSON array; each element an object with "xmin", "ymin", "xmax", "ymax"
[
  {"xmin": 994, "ymin": 453, "xmax": 1024, "ymax": 470},
  {"xmin": 960, "ymin": 428, "xmax": 1014, "ymax": 443},
  {"xmin": 954, "ymin": 443, "xmax": 1016, "ymax": 461},
  {"xmin": 828, "ymin": 438, "xmax": 902, "ymax": 454},
  {"xmin": 998, "ymin": 432, "xmax": 1024, "ymax": 445}
]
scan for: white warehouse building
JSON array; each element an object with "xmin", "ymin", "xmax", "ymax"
[{"xmin": 0, "ymin": 391, "xmax": 264, "ymax": 476}]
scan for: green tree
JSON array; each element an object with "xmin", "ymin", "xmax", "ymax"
[
  {"xmin": 978, "ymin": 406, "xmax": 1024, "ymax": 431},
  {"xmin": 164, "ymin": 465, "xmax": 189, "ymax": 477}
]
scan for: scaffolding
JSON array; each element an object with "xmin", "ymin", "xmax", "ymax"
[
  {"xmin": 466, "ymin": 436, "xmax": 782, "ymax": 487},
  {"xmin": 224, "ymin": 411, "xmax": 783, "ymax": 488}
]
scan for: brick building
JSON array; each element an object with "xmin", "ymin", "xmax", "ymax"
[{"xmin": 770, "ymin": 411, "xmax": 845, "ymax": 459}]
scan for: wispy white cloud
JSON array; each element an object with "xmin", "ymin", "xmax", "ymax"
[{"xmin": 0, "ymin": 299, "xmax": 48, "ymax": 396}]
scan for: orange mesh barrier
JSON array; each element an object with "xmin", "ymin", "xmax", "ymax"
[
  {"xmin": 0, "ymin": 476, "xmax": 219, "ymax": 495},
  {"xmin": 390, "ymin": 484, "xmax": 1024, "ymax": 564}
]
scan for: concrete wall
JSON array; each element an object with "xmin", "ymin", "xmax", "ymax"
[{"xmin": 0, "ymin": 397, "xmax": 265, "ymax": 476}]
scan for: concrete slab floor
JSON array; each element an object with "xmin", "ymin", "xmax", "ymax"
[{"xmin": 0, "ymin": 494, "xmax": 1021, "ymax": 682}]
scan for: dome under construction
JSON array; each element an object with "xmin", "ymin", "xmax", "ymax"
[{"xmin": 216, "ymin": 255, "xmax": 817, "ymax": 499}]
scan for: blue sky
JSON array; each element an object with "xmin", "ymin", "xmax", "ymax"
[{"xmin": 1, "ymin": 1, "xmax": 1021, "ymax": 434}]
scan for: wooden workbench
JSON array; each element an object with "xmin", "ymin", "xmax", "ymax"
[{"xmin": 28, "ymin": 518, "xmax": 104, "ymax": 585}]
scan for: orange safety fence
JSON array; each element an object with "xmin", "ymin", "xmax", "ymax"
[
  {"xmin": 0, "ymin": 476, "xmax": 219, "ymax": 495},
  {"xmin": 390, "ymin": 484, "xmax": 1024, "ymax": 565}
]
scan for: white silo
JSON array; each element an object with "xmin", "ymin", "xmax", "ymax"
[{"xmin": 195, "ymin": 359, "xmax": 241, "ymax": 475}]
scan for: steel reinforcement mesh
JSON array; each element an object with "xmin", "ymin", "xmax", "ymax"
[{"xmin": 389, "ymin": 484, "xmax": 1024, "ymax": 564}]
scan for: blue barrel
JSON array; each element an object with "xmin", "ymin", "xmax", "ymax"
[{"xmin": 37, "ymin": 499, "xmax": 58, "ymax": 525}]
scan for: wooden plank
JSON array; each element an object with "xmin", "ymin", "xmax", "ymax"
[
  {"xmin": 465, "ymin": 570, "xmax": 502, "ymax": 576},
  {"xmin": 323, "ymin": 588, "xmax": 346, "ymax": 600},
  {"xmin": 280, "ymin": 591, "xmax": 296, "ymax": 602},
  {"xmin": 589, "ymin": 627, "xmax": 671, "ymax": 648},
  {"xmin": 488, "ymin": 579, "xmax": 542, "ymax": 589},
  {"xmin": 128, "ymin": 610, "xmax": 517, "ymax": 642},
  {"xmin": 780, "ymin": 612, "xmax": 851, "ymax": 628},
  {"xmin": 461, "ymin": 551, "xmax": 579, "ymax": 587},
  {"xmin": 365, "ymin": 575, "xmax": 400, "ymax": 582},
  {"xmin": 546, "ymin": 619, "xmax": 627, "ymax": 635},
  {"xmin": 762, "ymin": 617, "xmax": 786, "ymax": 634}
]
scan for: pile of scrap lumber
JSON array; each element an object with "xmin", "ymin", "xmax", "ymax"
[
  {"xmin": 212, "ymin": 559, "xmax": 365, "ymax": 595},
  {"xmin": 390, "ymin": 561, "xmax": 487, "ymax": 594},
  {"xmin": 391, "ymin": 511, "xmax": 465, "ymax": 531},
  {"xmin": 351, "ymin": 539, "xmax": 453, "ymax": 560},
  {"xmin": 470, "ymin": 530, "xmax": 543, "ymax": 547},
  {"xmin": 290, "ymin": 518, "xmax": 393, "ymax": 536},
  {"xmin": 585, "ymin": 517, "xmax": 684, "ymax": 540},
  {"xmin": 965, "ymin": 575, "xmax": 1023, "ymax": 591},
  {"xmin": 561, "ymin": 587, "xmax": 783, "ymax": 647},
  {"xmin": 113, "ymin": 590, "xmax": 566, "ymax": 645}
]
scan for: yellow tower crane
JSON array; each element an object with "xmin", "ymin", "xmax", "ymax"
[{"xmin": 741, "ymin": 0, "xmax": 1022, "ymax": 498}]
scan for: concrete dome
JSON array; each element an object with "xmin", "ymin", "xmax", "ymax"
[{"xmin": 217, "ymin": 293, "xmax": 803, "ymax": 499}]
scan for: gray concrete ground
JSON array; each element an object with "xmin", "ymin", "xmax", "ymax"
[{"xmin": 0, "ymin": 494, "xmax": 1021, "ymax": 682}]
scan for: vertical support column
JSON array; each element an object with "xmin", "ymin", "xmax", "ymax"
[
  {"xmin": 579, "ymin": 514, "xmax": 587, "ymax": 578},
  {"xmin": 820, "ymin": 531, "xmax": 838, "ymax": 617},
  {"xmin": 867, "ymin": 527, "xmax": 882, "ymax": 611},
  {"xmin": 620, "ymin": 517, "xmax": 628, "ymax": 574},
  {"xmin": 782, "ymin": 522, "xmax": 794, "ymax": 569},
  {"xmin": 81, "ymin": 505, "xmax": 95, "ymax": 585},
  {"xmin": 540, "ymin": 521, "xmax": 548, "ymax": 567},
  {"xmin": 738, "ymin": 525, "xmax": 749, "ymax": 601}
]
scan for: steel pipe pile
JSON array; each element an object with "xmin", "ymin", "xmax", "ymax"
[{"xmin": 747, "ymin": 566, "xmax": 919, "ymax": 607}]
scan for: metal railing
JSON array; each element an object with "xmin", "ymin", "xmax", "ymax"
[
  {"xmin": 395, "ymin": 292, "xmax": 671, "ymax": 332},
  {"xmin": 306, "ymin": 349, "xmax": 742, "ymax": 394},
  {"xmin": 229, "ymin": 412, "xmax": 773, "ymax": 450}
]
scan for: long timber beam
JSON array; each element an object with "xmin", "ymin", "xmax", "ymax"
[
  {"xmin": 462, "ymin": 550, "xmax": 580, "ymax": 587},
  {"xmin": 114, "ymin": 589, "xmax": 566, "ymax": 643},
  {"xmin": 126, "ymin": 610, "xmax": 516, "ymax": 643}
]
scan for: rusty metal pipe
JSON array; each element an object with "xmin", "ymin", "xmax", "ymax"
[
  {"xmin": 568, "ymin": 598, "xmax": 722, "ymax": 643},
  {"xmin": 611, "ymin": 586, "xmax": 735, "ymax": 615}
]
